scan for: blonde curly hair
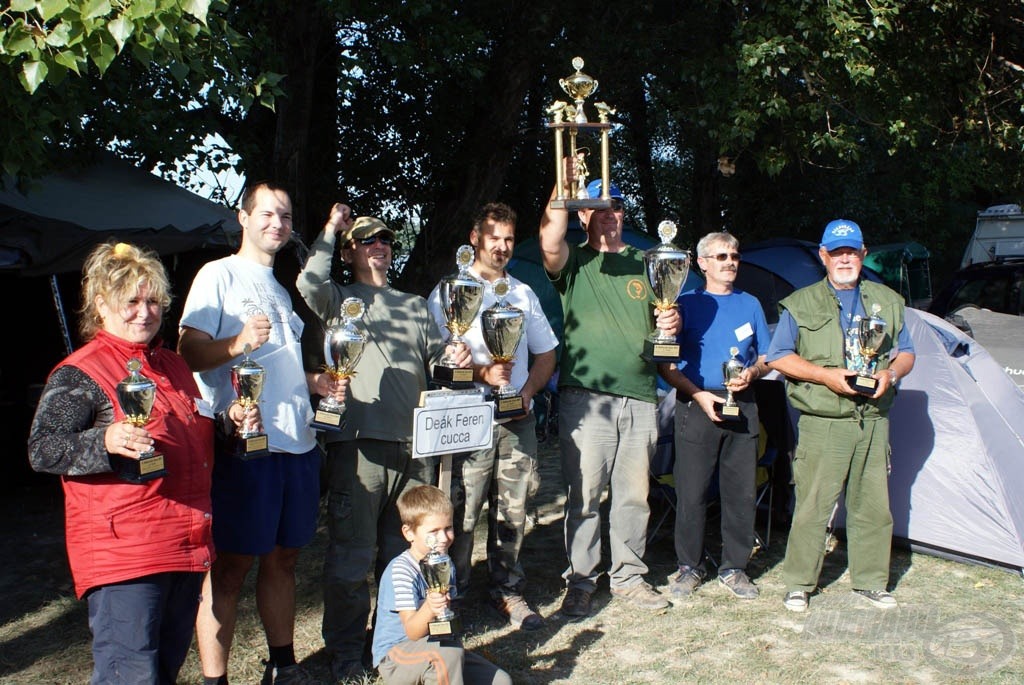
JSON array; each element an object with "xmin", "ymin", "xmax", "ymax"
[{"xmin": 78, "ymin": 242, "xmax": 171, "ymax": 341}]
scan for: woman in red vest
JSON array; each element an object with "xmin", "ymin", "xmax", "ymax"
[{"xmin": 28, "ymin": 242, "xmax": 224, "ymax": 684}]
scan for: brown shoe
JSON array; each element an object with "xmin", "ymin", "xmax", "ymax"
[
  {"xmin": 492, "ymin": 594, "xmax": 543, "ymax": 630},
  {"xmin": 559, "ymin": 586, "xmax": 593, "ymax": 617},
  {"xmin": 610, "ymin": 581, "xmax": 670, "ymax": 610}
]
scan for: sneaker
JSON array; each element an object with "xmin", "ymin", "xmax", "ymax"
[
  {"xmin": 492, "ymin": 594, "xmax": 544, "ymax": 630},
  {"xmin": 668, "ymin": 565, "xmax": 705, "ymax": 597},
  {"xmin": 719, "ymin": 569, "xmax": 759, "ymax": 600},
  {"xmin": 262, "ymin": 661, "xmax": 312, "ymax": 685},
  {"xmin": 852, "ymin": 589, "xmax": 898, "ymax": 609},
  {"xmin": 783, "ymin": 590, "xmax": 809, "ymax": 612},
  {"xmin": 559, "ymin": 586, "xmax": 593, "ymax": 617},
  {"xmin": 329, "ymin": 657, "xmax": 368, "ymax": 682},
  {"xmin": 610, "ymin": 581, "xmax": 670, "ymax": 610}
]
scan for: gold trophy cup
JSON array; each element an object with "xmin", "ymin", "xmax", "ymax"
[
  {"xmin": 719, "ymin": 346, "xmax": 745, "ymax": 421},
  {"xmin": 113, "ymin": 358, "xmax": 165, "ymax": 483},
  {"xmin": 312, "ymin": 298, "xmax": 367, "ymax": 432},
  {"xmin": 481, "ymin": 278, "xmax": 526, "ymax": 418},
  {"xmin": 642, "ymin": 220, "xmax": 691, "ymax": 362},
  {"xmin": 228, "ymin": 343, "xmax": 270, "ymax": 459},
  {"xmin": 419, "ymin": 533, "xmax": 462, "ymax": 640},
  {"xmin": 433, "ymin": 245, "xmax": 484, "ymax": 389},
  {"xmin": 548, "ymin": 56, "xmax": 617, "ymax": 210},
  {"xmin": 849, "ymin": 310, "xmax": 887, "ymax": 394}
]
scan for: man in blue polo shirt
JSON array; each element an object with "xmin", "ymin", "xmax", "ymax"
[{"xmin": 659, "ymin": 231, "xmax": 770, "ymax": 600}]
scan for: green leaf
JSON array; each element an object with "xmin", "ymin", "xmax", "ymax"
[
  {"xmin": 169, "ymin": 60, "xmax": 189, "ymax": 83},
  {"xmin": 181, "ymin": 0, "xmax": 210, "ymax": 24},
  {"xmin": 9, "ymin": 0, "xmax": 36, "ymax": 11},
  {"xmin": 53, "ymin": 49, "xmax": 81, "ymax": 74},
  {"xmin": 19, "ymin": 60, "xmax": 48, "ymax": 94},
  {"xmin": 3, "ymin": 21, "xmax": 36, "ymax": 55},
  {"xmin": 128, "ymin": 0, "xmax": 157, "ymax": 19},
  {"xmin": 91, "ymin": 39, "xmax": 116, "ymax": 74},
  {"xmin": 44, "ymin": 22, "xmax": 72, "ymax": 48},
  {"xmin": 107, "ymin": 16, "xmax": 133, "ymax": 51},
  {"xmin": 38, "ymin": 0, "xmax": 70, "ymax": 22},
  {"xmin": 81, "ymin": 0, "xmax": 112, "ymax": 21}
]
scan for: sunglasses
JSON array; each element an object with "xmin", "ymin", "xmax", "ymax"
[
  {"xmin": 357, "ymin": 235, "xmax": 394, "ymax": 246},
  {"xmin": 703, "ymin": 252, "xmax": 741, "ymax": 262},
  {"xmin": 608, "ymin": 199, "xmax": 625, "ymax": 212}
]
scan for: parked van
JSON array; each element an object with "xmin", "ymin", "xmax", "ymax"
[{"xmin": 961, "ymin": 204, "xmax": 1024, "ymax": 267}]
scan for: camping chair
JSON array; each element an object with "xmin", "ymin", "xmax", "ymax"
[{"xmin": 647, "ymin": 389, "xmax": 678, "ymax": 544}]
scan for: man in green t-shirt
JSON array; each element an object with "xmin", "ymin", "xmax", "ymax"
[{"xmin": 539, "ymin": 175, "xmax": 680, "ymax": 617}]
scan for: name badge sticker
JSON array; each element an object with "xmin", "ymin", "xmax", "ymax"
[
  {"xmin": 734, "ymin": 322, "xmax": 753, "ymax": 342},
  {"xmin": 195, "ymin": 397, "xmax": 216, "ymax": 419}
]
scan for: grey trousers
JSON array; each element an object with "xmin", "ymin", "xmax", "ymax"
[
  {"xmin": 558, "ymin": 387, "xmax": 657, "ymax": 591},
  {"xmin": 322, "ymin": 439, "xmax": 437, "ymax": 661},
  {"xmin": 377, "ymin": 637, "xmax": 511, "ymax": 685}
]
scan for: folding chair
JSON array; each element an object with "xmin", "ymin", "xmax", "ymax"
[
  {"xmin": 647, "ymin": 389, "xmax": 677, "ymax": 544},
  {"xmin": 753, "ymin": 444, "xmax": 779, "ymax": 549}
]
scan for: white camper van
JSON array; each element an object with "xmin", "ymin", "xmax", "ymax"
[{"xmin": 960, "ymin": 204, "xmax": 1024, "ymax": 267}]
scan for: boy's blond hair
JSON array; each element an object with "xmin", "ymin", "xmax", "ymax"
[{"xmin": 398, "ymin": 485, "xmax": 453, "ymax": 529}]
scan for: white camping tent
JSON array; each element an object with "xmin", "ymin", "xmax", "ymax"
[{"xmin": 845, "ymin": 308, "xmax": 1024, "ymax": 570}]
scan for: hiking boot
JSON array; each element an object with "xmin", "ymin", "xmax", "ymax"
[
  {"xmin": 610, "ymin": 581, "xmax": 670, "ymax": 610},
  {"xmin": 261, "ymin": 661, "xmax": 312, "ymax": 685},
  {"xmin": 559, "ymin": 586, "xmax": 593, "ymax": 617},
  {"xmin": 853, "ymin": 589, "xmax": 898, "ymax": 609},
  {"xmin": 330, "ymin": 657, "xmax": 368, "ymax": 683},
  {"xmin": 783, "ymin": 590, "xmax": 808, "ymax": 613},
  {"xmin": 719, "ymin": 569, "xmax": 759, "ymax": 600},
  {"xmin": 492, "ymin": 594, "xmax": 543, "ymax": 630},
  {"xmin": 668, "ymin": 565, "xmax": 705, "ymax": 597}
]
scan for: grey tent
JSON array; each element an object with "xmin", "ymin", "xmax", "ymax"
[{"xmin": 836, "ymin": 308, "xmax": 1024, "ymax": 571}]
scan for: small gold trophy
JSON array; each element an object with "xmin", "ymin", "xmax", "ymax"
[
  {"xmin": 433, "ymin": 245, "xmax": 484, "ymax": 389},
  {"xmin": 419, "ymin": 533, "xmax": 461, "ymax": 640},
  {"xmin": 481, "ymin": 278, "xmax": 526, "ymax": 418},
  {"xmin": 849, "ymin": 306, "xmax": 887, "ymax": 394},
  {"xmin": 642, "ymin": 220, "xmax": 691, "ymax": 362},
  {"xmin": 719, "ymin": 347, "xmax": 745, "ymax": 421},
  {"xmin": 548, "ymin": 57, "xmax": 617, "ymax": 210},
  {"xmin": 113, "ymin": 358, "xmax": 165, "ymax": 483},
  {"xmin": 312, "ymin": 298, "xmax": 367, "ymax": 432},
  {"xmin": 229, "ymin": 343, "xmax": 270, "ymax": 459}
]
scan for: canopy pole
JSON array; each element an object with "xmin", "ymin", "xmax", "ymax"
[{"xmin": 50, "ymin": 274, "xmax": 74, "ymax": 355}]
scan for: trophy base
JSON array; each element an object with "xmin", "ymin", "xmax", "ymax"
[
  {"xmin": 849, "ymin": 374, "xmax": 878, "ymax": 395},
  {"xmin": 226, "ymin": 433, "xmax": 270, "ymax": 460},
  {"xmin": 641, "ymin": 339, "xmax": 681, "ymax": 363},
  {"xmin": 110, "ymin": 452, "xmax": 165, "ymax": 483},
  {"xmin": 311, "ymin": 408, "xmax": 345, "ymax": 432},
  {"xmin": 432, "ymin": 365, "xmax": 475, "ymax": 390},
  {"xmin": 717, "ymin": 404, "xmax": 742, "ymax": 421},
  {"xmin": 550, "ymin": 197, "xmax": 614, "ymax": 211},
  {"xmin": 494, "ymin": 394, "xmax": 524, "ymax": 419},
  {"xmin": 427, "ymin": 614, "xmax": 462, "ymax": 640}
]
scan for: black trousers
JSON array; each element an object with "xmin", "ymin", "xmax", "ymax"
[{"xmin": 672, "ymin": 392, "xmax": 759, "ymax": 572}]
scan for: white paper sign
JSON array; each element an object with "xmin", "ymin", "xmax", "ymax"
[{"xmin": 413, "ymin": 389, "xmax": 494, "ymax": 458}]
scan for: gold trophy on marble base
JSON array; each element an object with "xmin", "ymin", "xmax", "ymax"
[
  {"xmin": 642, "ymin": 220, "xmax": 691, "ymax": 362},
  {"xmin": 548, "ymin": 57, "xmax": 617, "ymax": 210}
]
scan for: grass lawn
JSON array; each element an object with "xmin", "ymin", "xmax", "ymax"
[{"xmin": 2, "ymin": 440, "xmax": 1022, "ymax": 684}]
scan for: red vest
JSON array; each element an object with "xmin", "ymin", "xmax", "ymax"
[{"xmin": 57, "ymin": 331, "xmax": 214, "ymax": 598}]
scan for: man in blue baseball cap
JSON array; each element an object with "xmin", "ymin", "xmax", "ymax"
[
  {"xmin": 538, "ymin": 167, "xmax": 679, "ymax": 617},
  {"xmin": 765, "ymin": 218, "xmax": 916, "ymax": 614}
]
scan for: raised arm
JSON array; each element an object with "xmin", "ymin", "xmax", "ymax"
[{"xmin": 296, "ymin": 204, "xmax": 353, "ymax": 322}]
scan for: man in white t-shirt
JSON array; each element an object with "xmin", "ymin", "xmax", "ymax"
[
  {"xmin": 427, "ymin": 202, "xmax": 558, "ymax": 631},
  {"xmin": 179, "ymin": 181, "xmax": 344, "ymax": 685}
]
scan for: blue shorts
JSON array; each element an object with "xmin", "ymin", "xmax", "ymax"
[{"xmin": 211, "ymin": 446, "xmax": 322, "ymax": 555}]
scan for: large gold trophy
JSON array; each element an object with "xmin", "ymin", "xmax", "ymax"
[
  {"xmin": 481, "ymin": 278, "xmax": 526, "ymax": 418},
  {"xmin": 419, "ymin": 533, "xmax": 461, "ymax": 640},
  {"xmin": 548, "ymin": 57, "xmax": 616, "ymax": 210},
  {"xmin": 642, "ymin": 220, "xmax": 691, "ymax": 362},
  {"xmin": 312, "ymin": 298, "xmax": 367, "ymax": 432},
  {"xmin": 433, "ymin": 245, "xmax": 484, "ymax": 389}
]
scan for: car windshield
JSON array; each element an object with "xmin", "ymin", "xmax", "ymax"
[{"xmin": 947, "ymin": 270, "xmax": 1024, "ymax": 316}]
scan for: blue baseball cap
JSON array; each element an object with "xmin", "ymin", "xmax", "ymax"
[
  {"xmin": 586, "ymin": 178, "xmax": 624, "ymax": 201},
  {"xmin": 820, "ymin": 219, "xmax": 864, "ymax": 251}
]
